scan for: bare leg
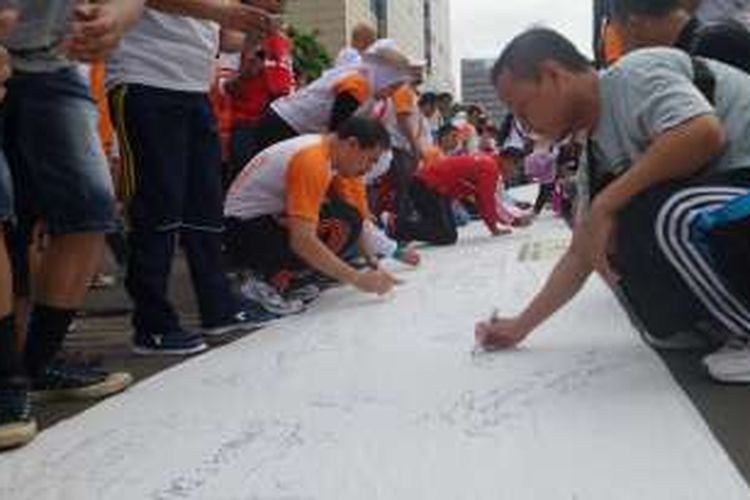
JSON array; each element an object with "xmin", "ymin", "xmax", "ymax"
[
  {"xmin": 0, "ymin": 234, "xmax": 10, "ymax": 317},
  {"xmin": 35, "ymin": 233, "xmax": 104, "ymax": 308}
]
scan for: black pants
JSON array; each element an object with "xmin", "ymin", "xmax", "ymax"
[
  {"xmin": 110, "ymin": 84, "xmax": 238, "ymax": 334},
  {"xmin": 706, "ymin": 216, "xmax": 750, "ymax": 307},
  {"xmin": 395, "ymin": 179, "xmax": 457, "ymax": 246},
  {"xmin": 224, "ymin": 200, "xmax": 363, "ymax": 278},
  {"xmin": 391, "ymin": 148, "xmax": 418, "ymax": 222},
  {"xmin": 612, "ymin": 169, "xmax": 750, "ymax": 339},
  {"xmin": 246, "ymin": 109, "xmax": 298, "ymax": 161},
  {"xmin": 533, "ymin": 183, "xmax": 554, "ymax": 214}
]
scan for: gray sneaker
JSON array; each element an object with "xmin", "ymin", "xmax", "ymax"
[{"xmin": 240, "ymin": 276, "xmax": 305, "ymax": 316}]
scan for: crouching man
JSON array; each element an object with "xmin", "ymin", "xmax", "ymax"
[
  {"xmin": 476, "ymin": 28, "xmax": 750, "ymax": 383},
  {"xmin": 224, "ymin": 117, "xmax": 400, "ymax": 314}
]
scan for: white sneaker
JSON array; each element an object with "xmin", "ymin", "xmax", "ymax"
[
  {"xmin": 702, "ymin": 338, "xmax": 750, "ymax": 383},
  {"xmin": 240, "ymin": 276, "xmax": 305, "ymax": 316}
]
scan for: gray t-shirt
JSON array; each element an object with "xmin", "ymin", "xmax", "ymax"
[
  {"xmin": 581, "ymin": 47, "xmax": 750, "ymax": 199},
  {"xmin": 696, "ymin": 0, "xmax": 750, "ymax": 26},
  {"xmin": 1, "ymin": 0, "xmax": 76, "ymax": 72}
]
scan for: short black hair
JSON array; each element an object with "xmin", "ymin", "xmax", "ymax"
[
  {"xmin": 419, "ymin": 92, "xmax": 438, "ymax": 107},
  {"xmin": 611, "ymin": 0, "xmax": 682, "ymax": 21},
  {"xmin": 336, "ymin": 116, "xmax": 391, "ymax": 150},
  {"xmin": 437, "ymin": 92, "xmax": 453, "ymax": 102},
  {"xmin": 490, "ymin": 28, "xmax": 592, "ymax": 85}
]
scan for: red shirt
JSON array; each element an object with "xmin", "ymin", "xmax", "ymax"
[
  {"xmin": 232, "ymin": 33, "xmax": 295, "ymax": 124},
  {"xmin": 416, "ymin": 154, "xmax": 502, "ymax": 229}
]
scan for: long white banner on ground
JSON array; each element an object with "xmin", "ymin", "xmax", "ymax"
[{"xmin": 1, "ymin": 215, "xmax": 747, "ymax": 499}]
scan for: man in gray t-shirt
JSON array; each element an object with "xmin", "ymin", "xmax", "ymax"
[
  {"xmin": 583, "ymin": 47, "xmax": 750, "ymax": 196},
  {"xmin": 475, "ymin": 28, "xmax": 750, "ymax": 384}
]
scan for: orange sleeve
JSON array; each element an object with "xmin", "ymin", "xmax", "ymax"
[
  {"xmin": 90, "ymin": 63, "xmax": 115, "ymax": 156},
  {"xmin": 286, "ymin": 148, "xmax": 333, "ymax": 223},
  {"xmin": 392, "ymin": 84, "xmax": 417, "ymax": 115},
  {"xmin": 333, "ymin": 73, "xmax": 371, "ymax": 104},
  {"xmin": 330, "ymin": 177, "xmax": 370, "ymax": 219}
]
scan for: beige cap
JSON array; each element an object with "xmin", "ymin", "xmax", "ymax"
[{"xmin": 363, "ymin": 39, "xmax": 424, "ymax": 71}]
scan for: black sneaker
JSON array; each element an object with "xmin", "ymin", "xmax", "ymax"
[
  {"xmin": 132, "ymin": 328, "xmax": 207, "ymax": 356},
  {"xmin": 30, "ymin": 360, "xmax": 133, "ymax": 403},
  {"xmin": 0, "ymin": 377, "xmax": 37, "ymax": 451},
  {"xmin": 202, "ymin": 304, "xmax": 279, "ymax": 338}
]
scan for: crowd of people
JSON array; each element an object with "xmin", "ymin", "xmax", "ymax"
[
  {"xmin": 0, "ymin": 0, "xmax": 538, "ymax": 452},
  {"xmin": 0, "ymin": 0, "xmax": 748, "ymax": 458}
]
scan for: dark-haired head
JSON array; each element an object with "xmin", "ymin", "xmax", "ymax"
[
  {"xmin": 490, "ymin": 27, "xmax": 591, "ymax": 85},
  {"xmin": 419, "ymin": 92, "xmax": 438, "ymax": 108},
  {"xmin": 609, "ymin": 0, "xmax": 691, "ymax": 51},
  {"xmin": 336, "ymin": 116, "xmax": 391, "ymax": 150},
  {"xmin": 611, "ymin": 0, "xmax": 682, "ymax": 22},
  {"xmin": 490, "ymin": 28, "xmax": 598, "ymax": 141},
  {"xmin": 334, "ymin": 117, "xmax": 391, "ymax": 177}
]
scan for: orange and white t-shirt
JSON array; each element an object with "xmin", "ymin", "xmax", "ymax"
[
  {"xmin": 270, "ymin": 66, "xmax": 372, "ymax": 134},
  {"xmin": 224, "ymin": 135, "xmax": 369, "ymax": 222}
]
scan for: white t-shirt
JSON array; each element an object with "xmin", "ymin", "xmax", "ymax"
[
  {"xmin": 271, "ymin": 65, "xmax": 373, "ymax": 134},
  {"xmin": 335, "ymin": 47, "xmax": 362, "ymax": 67},
  {"xmin": 107, "ymin": 8, "xmax": 219, "ymax": 92},
  {"xmin": 225, "ymin": 134, "xmax": 369, "ymax": 222}
]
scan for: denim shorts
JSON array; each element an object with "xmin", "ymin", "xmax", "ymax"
[{"xmin": 3, "ymin": 67, "xmax": 116, "ymax": 234}]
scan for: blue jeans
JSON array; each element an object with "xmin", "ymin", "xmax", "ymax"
[
  {"xmin": 109, "ymin": 84, "xmax": 239, "ymax": 334},
  {"xmin": 3, "ymin": 68, "xmax": 116, "ymax": 234}
]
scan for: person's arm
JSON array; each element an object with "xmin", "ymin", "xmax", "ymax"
[
  {"xmin": 475, "ymin": 223, "xmax": 594, "ymax": 349},
  {"xmin": 0, "ymin": 9, "xmax": 17, "ymax": 102},
  {"xmin": 288, "ymin": 218, "xmax": 397, "ymax": 295},
  {"xmin": 587, "ymin": 114, "xmax": 724, "ymax": 281},
  {"xmin": 396, "ymin": 111, "xmax": 423, "ymax": 159},
  {"xmin": 65, "ymin": 0, "xmax": 145, "ymax": 62},
  {"xmin": 220, "ymin": 28, "xmax": 246, "ymax": 53},
  {"xmin": 147, "ymin": 0, "xmax": 280, "ymax": 33}
]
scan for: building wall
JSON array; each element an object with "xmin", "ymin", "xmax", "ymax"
[
  {"xmin": 347, "ymin": 0, "xmax": 378, "ymax": 36},
  {"xmin": 461, "ymin": 58, "xmax": 507, "ymax": 126},
  {"xmin": 384, "ymin": 0, "xmax": 425, "ymax": 63},
  {"xmin": 285, "ymin": 0, "xmax": 348, "ymax": 59},
  {"xmin": 424, "ymin": 0, "xmax": 453, "ymax": 92},
  {"xmin": 285, "ymin": 0, "xmax": 453, "ymax": 92}
]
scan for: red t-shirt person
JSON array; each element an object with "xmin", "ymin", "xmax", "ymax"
[
  {"xmin": 416, "ymin": 154, "xmax": 504, "ymax": 232},
  {"xmin": 231, "ymin": 32, "xmax": 295, "ymax": 126}
]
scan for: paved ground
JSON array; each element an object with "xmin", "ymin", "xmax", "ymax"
[{"xmin": 35, "ymin": 251, "xmax": 750, "ymax": 484}]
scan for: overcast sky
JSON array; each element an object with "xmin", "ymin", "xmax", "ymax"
[{"xmin": 450, "ymin": 0, "xmax": 593, "ymax": 93}]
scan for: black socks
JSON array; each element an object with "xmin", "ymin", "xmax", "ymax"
[
  {"xmin": 24, "ymin": 305, "xmax": 75, "ymax": 377},
  {"xmin": 0, "ymin": 315, "xmax": 23, "ymax": 379}
]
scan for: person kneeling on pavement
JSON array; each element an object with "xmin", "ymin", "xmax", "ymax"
[
  {"xmin": 224, "ymin": 117, "xmax": 400, "ymax": 315},
  {"xmin": 476, "ymin": 28, "xmax": 750, "ymax": 384}
]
